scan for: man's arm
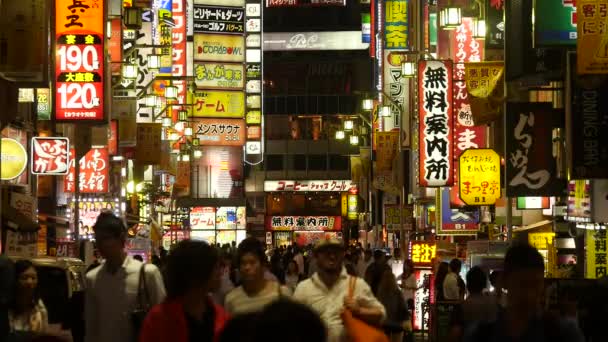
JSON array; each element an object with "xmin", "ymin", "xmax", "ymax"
[
  {"xmin": 84, "ymin": 276, "xmax": 97, "ymax": 342},
  {"xmin": 145, "ymin": 265, "xmax": 166, "ymax": 305},
  {"xmin": 350, "ymin": 278, "xmax": 386, "ymax": 325}
]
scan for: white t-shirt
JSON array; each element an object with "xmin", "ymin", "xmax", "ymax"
[{"xmin": 224, "ymin": 281, "xmax": 290, "ymax": 315}]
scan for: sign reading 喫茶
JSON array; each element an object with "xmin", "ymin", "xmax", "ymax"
[
  {"xmin": 64, "ymin": 148, "xmax": 109, "ymax": 193},
  {"xmin": 459, "ymin": 149, "xmax": 501, "ymax": 205},
  {"xmin": 195, "ymin": 63, "xmax": 245, "ymax": 89},
  {"xmin": 193, "ymin": 5, "xmax": 245, "ymax": 34},
  {"xmin": 31, "ymin": 137, "xmax": 70, "ymax": 175},
  {"xmin": 577, "ymin": 0, "xmax": 608, "ymax": 74},
  {"xmin": 55, "ymin": 0, "xmax": 104, "ymax": 121},
  {"xmin": 384, "ymin": 0, "xmax": 408, "ymax": 49},
  {"xmin": 192, "ymin": 91, "xmax": 245, "ymax": 118},
  {"xmin": 586, "ymin": 229, "xmax": 607, "ymax": 279},
  {"xmin": 418, "ymin": 60, "xmax": 454, "ymax": 187},
  {"xmin": 193, "ymin": 118, "xmax": 246, "ymax": 146}
]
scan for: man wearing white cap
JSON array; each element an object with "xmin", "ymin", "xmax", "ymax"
[{"xmin": 293, "ymin": 238, "xmax": 386, "ymax": 342}]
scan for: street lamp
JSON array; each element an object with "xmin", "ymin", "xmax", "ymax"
[
  {"xmin": 439, "ymin": 5, "xmax": 462, "ymax": 30},
  {"xmin": 379, "ymin": 105, "xmax": 392, "ymax": 117},
  {"xmin": 335, "ymin": 130, "xmax": 346, "ymax": 140},
  {"xmin": 402, "ymin": 61, "xmax": 416, "ymax": 78},
  {"xmin": 178, "ymin": 109, "xmax": 188, "ymax": 122},
  {"xmin": 344, "ymin": 120, "xmax": 354, "ymax": 131},
  {"xmin": 122, "ymin": 64, "xmax": 137, "ymax": 79},
  {"xmin": 472, "ymin": 17, "xmax": 486, "ymax": 39},
  {"xmin": 349, "ymin": 135, "xmax": 360, "ymax": 146},
  {"xmin": 362, "ymin": 99, "xmax": 374, "ymax": 111}
]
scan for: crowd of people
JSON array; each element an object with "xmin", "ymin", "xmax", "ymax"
[{"xmin": 0, "ymin": 211, "xmax": 589, "ymax": 342}]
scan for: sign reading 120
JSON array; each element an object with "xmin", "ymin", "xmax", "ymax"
[{"xmin": 55, "ymin": 0, "xmax": 105, "ymax": 121}]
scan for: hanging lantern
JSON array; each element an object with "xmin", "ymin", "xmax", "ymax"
[
  {"xmin": 379, "ymin": 105, "xmax": 392, "ymax": 117},
  {"xmin": 402, "ymin": 61, "xmax": 416, "ymax": 77},
  {"xmin": 335, "ymin": 130, "xmax": 345, "ymax": 140},
  {"xmin": 162, "ymin": 117, "xmax": 172, "ymax": 127},
  {"xmin": 193, "ymin": 150, "xmax": 203, "ymax": 158},
  {"xmin": 349, "ymin": 135, "xmax": 360, "ymax": 146},
  {"xmin": 164, "ymin": 85, "xmax": 178, "ymax": 99},
  {"xmin": 147, "ymin": 54, "xmax": 162, "ymax": 70},
  {"xmin": 344, "ymin": 120, "xmax": 354, "ymax": 131},
  {"xmin": 472, "ymin": 17, "xmax": 487, "ymax": 39},
  {"xmin": 439, "ymin": 6, "xmax": 462, "ymax": 30},
  {"xmin": 144, "ymin": 94, "xmax": 157, "ymax": 107},
  {"xmin": 122, "ymin": 64, "xmax": 137, "ymax": 79},
  {"xmin": 362, "ymin": 99, "xmax": 374, "ymax": 111},
  {"xmin": 184, "ymin": 127, "xmax": 193, "ymax": 136},
  {"xmin": 178, "ymin": 110, "xmax": 188, "ymax": 122}
]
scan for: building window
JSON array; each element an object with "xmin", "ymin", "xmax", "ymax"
[
  {"xmin": 308, "ymin": 154, "xmax": 327, "ymax": 171},
  {"xmin": 265, "ymin": 155, "xmax": 284, "ymax": 171},
  {"xmin": 329, "ymin": 154, "xmax": 349, "ymax": 171},
  {"xmin": 291, "ymin": 154, "xmax": 306, "ymax": 170}
]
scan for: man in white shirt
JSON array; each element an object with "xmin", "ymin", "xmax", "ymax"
[
  {"xmin": 293, "ymin": 238, "xmax": 386, "ymax": 342},
  {"xmin": 293, "ymin": 246, "xmax": 305, "ymax": 276},
  {"xmin": 85, "ymin": 213, "xmax": 166, "ymax": 342},
  {"xmin": 443, "ymin": 258, "xmax": 464, "ymax": 301}
]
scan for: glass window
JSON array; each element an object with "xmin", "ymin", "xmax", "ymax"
[
  {"xmin": 329, "ymin": 154, "xmax": 349, "ymax": 171},
  {"xmin": 291, "ymin": 154, "xmax": 306, "ymax": 170},
  {"xmin": 265, "ymin": 155, "xmax": 284, "ymax": 171},
  {"xmin": 308, "ymin": 155, "xmax": 327, "ymax": 171}
]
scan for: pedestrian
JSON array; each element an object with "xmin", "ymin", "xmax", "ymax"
[
  {"xmin": 133, "ymin": 254, "xmax": 143, "ymax": 262},
  {"xmin": 400, "ymin": 260, "xmax": 417, "ymax": 310},
  {"xmin": 293, "ymin": 238, "xmax": 385, "ymax": 342},
  {"xmin": 85, "ymin": 212, "xmax": 166, "ymax": 342},
  {"xmin": 224, "ymin": 238, "xmax": 290, "ymax": 315},
  {"xmin": 282, "ymin": 246, "xmax": 294, "ymax": 271},
  {"xmin": 293, "ymin": 246, "xmax": 305, "ymax": 277},
  {"xmin": 464, "ymin": 244, "xmax": 584, "ymax": 342},
  {"xmin": 461, "ymin": 266, "xmax": 497, "ymax": 324},
  {"xmin": 269, "ymin": 249, "xmax": 285, "ymax": 284},
  {"xmin": 139, "ymin": 240, "xmax": 229, "ymax": 342},
  {"xmin": 6, "ymin": 260, "xmax": 48, "ymax": 339},
  {"xmin": 443, "ymin": 258, "xmax": 465, "ymax": 301},
  {"xmin": 434, "ymin": 262, "xmax": 449, "ymax": 302},
  {"xmin": 365, "ymin": 249, "xmax": 391, "ymax": 296},
  {"xmin": 377, "ymin": 270, "xmax": 408, "ymax": 342},
  {"xmin": 356, "ymin": 249, "xmax": 372, "ymax": 277},
  {"xmin": 1, "ymin": 255, "xmax": 15, "ymax": 341},
  {"xmin": 284, "ymin": 260, "xmax": 302, "ymax": 293},
  {"xmin": 488, "ymin": 270, "xmax": 506, "ymax": 308},
  {"xmin": 250, "ymin": 299, "xmax": 327, "ymax": 342},
  {"xmin": 211, "ymin": 251, "xmax": 235, "ymax": 306}
]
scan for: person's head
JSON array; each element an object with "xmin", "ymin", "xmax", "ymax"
[
  {"xmin": 238, "ymin": 237, "xmax": 267, "ymax": 283},
  {"xmin": 378, "ymin": 269, "xmax": 399, "ymax": 299},
  {"xmin": 252, "ymin": 300, "xmax": 327, "ymax": 342},
  {"xmin": 287, "ymin": 260, "xmax": 298, "ymax": 275},
  {"xmin": 231, "ymin": 241, "xmax": 236, "ymax": 247},
  {"xmin": 364, "ymin": 249, "xmax": 372, "ymax": 262},
  {"xmin": 93, "ymin": 212, "xmax": 127, "ymax": 263},
  {"xmin": 165, "ymin": 240, "xmax": 220, "ymax": 299},
  {"xmin": 373, "ymin": 249, "xmax": 386, "ymax": 264},
  {"xmin": 449, "ymin": 258, "xmax": 462, "ymax": 274},
  {"xmin": 12, "ymin": 260, "xmax": 39, "ymax": 311},
  {"xmin": 435, "ymin": 262, "xmax": 449, "ymax": 286},
  {"xmin": 489, "ymin": 270, "xmax": 502, "ymax": 290},
  {"xmin": 133, "ymin": 254, "xmax": 143, "ymax": 262},
  {"xmin": 314, "ymin": 239, "xmax": 345, "ymax": 275},
  {"xmin": 466, "ymin": 266, "xmax": 487, "ymax": 295},
  {"xmin": 151, "ymin": 254, "xmax": 161, "ymax": 266},
  {"xmin": 403, "ymin": 259, "xmax": 415, "ymax": 276},
  {"xmin": 503, "ymin": 244, "xmax": 545, "ymax": 312}
]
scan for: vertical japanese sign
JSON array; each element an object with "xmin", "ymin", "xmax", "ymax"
[
  {"xmin": 586, "ymin": 229, "xmax": 607, "ymax": 279},
  {"xmin": 135, "ymin": 123, "xmax": 163, "ymax": 164},
  {"xmin": 383, "ymin": 52, "xmax": 408, "ymax": 136},
  {"xmin": 158, "ymin": 0, "xmax": 173, "ymax": 74},
  {"xmin": 569, "ymin": 54, "xmax": 608, "ymax": 178},
  {"xmin": 64, "ymin": 148, "xmax": 109, "ymax": 193},
  {"xmin": 458, "ymin": 148, "xmax": 501, "ymax": 205},
  {"xmin": 486, "ymin": 0, "xmax": 504, "ymax": 48},
  {"xmin": 505, "ymin": 103, "xmax": 567, "ymax": 197},
  {"xmin": 418, "ymin": 60, "xmax": 453, "ymax": 187},
  {"xmin": 31, "ymin": 137, "xmax": 70, "ymax": 175},
  {"xmin": 566, "ymin": 180, "xmax": 592, "ymax": 222},
  {"xmin": 384, "ymin": 0, "xmax": 408, "ymax": 49},
  {"xmin": 535, "ymin": 0, "xmax": 577, "ymax": 46},
  {"xmin": 55, "ymin": 0, "xmax": 105, "ymax": 121},
  {"xmin": 172, "ymin": 0, "xmax": 187, "ymax": 120},
  {"xmin": 244, "ymin": 0, "xmax": 263, "ymax": 164},
  {"xmin": 438, "ymin": 188, "xmax": 479, "ymax": 235},
  {"xmin": 577, "ymin": 0, "xmax": 608, "ymax": 74},
  {"xmin": 376, "ymin": 131, "xmax": 399, "ymax": 171},
  {"xmin": 109, "ymin": 18, "xmax": 122, "ymax": 74},
  {"xmin": 36, "ymin": 89, "xmax": 51, "ymax": 120}
]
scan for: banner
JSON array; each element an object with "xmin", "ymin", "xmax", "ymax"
[
  {"xmin": 31, "ymin": 137, "xmax": 70, "ymax": 175},
  {"xmin": 194, "ymin": 34, "xmax": 245, "ymax": 62},
  {"xmin": 376, "ymin": 131, "xmax": 399, "ymax": 172},
  {"xmin": 192, "ymin": 118, "xmax": 246, "ymax": 146},
  {"xmin": 577, "ymin": 0, "xmax": 608, "ymax": 74},
  {"xmin": 485, "ymin": 0, "xmax": 504, "ymax": 48},
  {"xmin": 194, "ymin": 63, "xmax": 244, "ymax": 89},
  {"xmin": 171, "ymin": 0, "xmax": 188, "ymax": 121},
  {"xmin": 418, "ymin": 60, "xmax": 454, "ymax": 187},
  {"xmin": 192, "ymin": 91, "xmax": 245, "ymax": 117},
  {"xmin": 55, "ymin": 0, "xmax": 105, "ymax": 121},
  {"xmin": 384, "ymin": 0, "xmax": 408, "ymax": 50},
  {"xmin": 505, "ymin": 103, "xmax": 567, "ymax": 197},
  {"xmin": 586, "ymin": 229, "xmax": 607, "ymax": 279},
  {"xmin": 64, "ymin": 148, "xmax": 109, "ymax": 193},
  {"xmin": 535, "ymin": 0, "xmax": 577, "ymax": 46},
  {"xmin": 438, "ymin": 188, "xmax": 479, "ymax": 235},
  {"xmin": 135, "ymin": 123, "xmax": 162, "ymax": 165},
  {"xmin": 458, "ymin": 149, "xmax": 501, "ymax": 205},
  {"xmin": 569, "ymin": 54, "xmax": 608, "ymax": 178},
  {"xmin": 264, "ymin": 180, "xmax": 357, "ymax": 192},
  {"xmin": 464, "ymin": 61, "xmax": 504, "ymax": 124}
]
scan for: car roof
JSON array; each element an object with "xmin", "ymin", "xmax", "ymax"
[{"xmin": 9, "ymin": 256, "xmax": 85, "ymax": 269}]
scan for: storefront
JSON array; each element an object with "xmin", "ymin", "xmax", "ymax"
[
  {"xmin": 266, "ymin": 215, "xmax": 343, "ymax": 247},
  {"xmin": 66, "ymin": 197, "xmax": 121, "ymax": 240},
  {"xmin": 189, "ymin": 206, "xmax": 247, "ymax": 246}
]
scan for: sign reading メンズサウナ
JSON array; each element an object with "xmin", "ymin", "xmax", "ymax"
[
  {"xmin": 55, "ymin": 0, "xmax": 104, "ymax": 121},
  {"xmin": 193, "ymin": 118, "xmax": 246, "ymax": 146},
  {"xmin": 194, "ymin": 34, "xmax": 245, "ymax": 62}
]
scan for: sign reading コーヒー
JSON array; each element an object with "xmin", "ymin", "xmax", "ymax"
[
  {"xmin": 264, "ymin": 180, "xmax": 357, "ymax": 192},
  {"xmin": 55, "ymin": 0, "xmax": 104, "ymax": 121},
  {"xmin": 459, "ymin": 148, "xmax": 501, "ymax": 205}
]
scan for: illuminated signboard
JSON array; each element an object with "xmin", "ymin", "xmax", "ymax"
[
  {"xmin": 458, "ymin": 149, "xmax": 501, "ymax": 205},
  {"xmin": 264, "ymin": 180, "xmax": 357, "ymax": 192},
  {"xmin": 190, "ymin": 207, "xmax": 216, "ymax": 229},
  {"xmin": 418, "ymin": 60, "xmax": 454, "ymax": 187},
  {"xmin": 244, "ymin": 0, "xmax": 263, "ymax": 165},
  {"xmin": 64, "ymin": 148, "xmax": 109, "ymax": 193},
  {"xmin": 55, "ymin": 0, "xmax": 104, "ymax": 121},
  {"xmin": 193, "ymin": 5, "xmax": 245, "ymax": 34},
  {"xmin": 586, "ymin": 229, "xmax": 607, "ymax": 279},
  {"xmin": 384, "ymin": 0, "xmax": 408, "ymax": 49},
  {"xmin": 409, "ymin": 241, "xmax": 436, "ymax": 266},
  {"xmin": 31, "ymin": 137, "xmax": 70, "ymax": 175},
  {"xmin": 194, "ymin": 34, "xmax": 245, "ymax": 62},
  {"xmin": 193, "ymin": 118, "xmax": 246, "ymax": 146},
  {"xmin": 267, "ymin": 216, "xmax": 342, "ymax": 231},
  {"xmin": 194, "ymin": 63, "xmax": 245, "ymax": 89},
  {"xmin": 192, "ymin": 91, "xmax": 245, "ymax": 117},
  {"xmin": 347, "ymin": 194, "xmax": 358, "ymax": 220},
  {"xmin": 516, "ymin": 197, "xmax": 550, "ymax": 210},
  {"xmin": 0, "ymin": 138, "xmax": 28, "ymax": 180},
  {"xmin": 263, "ymin": 31, "xmax": 370, "ymax": 51}
]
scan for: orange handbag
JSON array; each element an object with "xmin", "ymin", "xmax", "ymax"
[{"xmin": 340, "ymin": 276, "xmax": 390, "ymax": 342}]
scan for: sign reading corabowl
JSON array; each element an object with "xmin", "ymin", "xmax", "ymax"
[{"xmin": 194, "ymin": 34, "xmax": 245, "ymax": 62}]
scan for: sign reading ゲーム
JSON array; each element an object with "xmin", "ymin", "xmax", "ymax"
[
  {"xmin": 31, "ymin": 137, "xmax": 70, "ymax": 175},
  {"xmin": 264, "ymin": 180, "xmax": 357, "ymax": 192},
  {"xmin": 192, "ymin": 91, "xmax": 245, "ymax": 117},
  {"xmin": 55, "ymin": 0, "xmax": 104, "ymax": 121},
  {"xmin": 458, "ymin": 149, "xmax": 501, "ymax": 205}
]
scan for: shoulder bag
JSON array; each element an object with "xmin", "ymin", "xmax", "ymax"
[
  {"xmin": 340, "ymin": 276, "xmax": 389, "ymax": 342},
  {"xmin": 130, "ymin": 264, "xmax": 150, "ymax": 342}
]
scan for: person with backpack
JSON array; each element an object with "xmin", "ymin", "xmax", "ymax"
[{"xmin": 464, "ymin": 244, "xmax": 584, "ymax": 342}]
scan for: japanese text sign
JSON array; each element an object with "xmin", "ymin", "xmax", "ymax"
[
  {"xmin": 535, "ymin": 0, "xmax": 577, "ymax": 46},
  {"xmin": 459, "ymin": 149, "xmax": 501, "ymax": 205},
  {"xmin": 528, "ymin": 232, "xmax": 555, "ymax": 250},
  {"xmin": 193, "ymin": 118, "xmax": 246, "ymax": 146},
  {"xmin": 192, "ymin": 91, "xmax": 245, "ymax": 118},
  {"xmin": 267, "ymin": 216, "xmax": 342, "ymax": 231},
  {"xmin": 438, "ymin": 188, "xmax": 479, "ymax": 235},
  {"xmin": 586, "ymin": 229, "xmax": 607, "ymax": 279},
  {"xmin": 486, "ymin": 0, "xmax": 504, "ymax": 48},
  {"xmin": 31, "ymin": 137, "xmax": 70, "ymax": 175},
  {"xmin": 409, "ymin": 241, "xmax": 436, "ymax": 266},
  {"xmin": 135, "ymin": 123, "xmax": 162, "ymax": 165},
  {"xmin": 464, "ymin": 62, "xmax": 503, "ymax": 98},
  {"xmin": 506, "ymin": 103, "xmax": 567, "ymax": 197},
  {"xmin": 194, "ymin": 34, "xmax": 245, "ymax": 62},
  {"xmin": 384, "ymin": 0, "xmax": 408, "ymax": 49},
  {"xmin": 36, "ymin": 89, "xmax": 51, "ymax": 120},
  {"xmin": 171, "ymin": 0, "xmax": 188, "ymax": 115},
  {"xmin": 55, "ymin": 0, "xmax": 105, "ymax": 121},
  {"xmin": 566, "ymin": 180, "xmax": 592, "ymax": 222},
  {"xmin": 418, "ymin": 60, "xmax": 454, "ymax": 187},
  {"xmin": 193, "ymin": 5, "xmax": 244, "ymax": 34},
  {"xmin": 577, "ymin": 0, "xmax": 608, "ymax": 74},
  {"xmin": 195, "ymin": 63, "xmax": 245, "ymax": 89},
  {"xmin": 64, "ymin": 147, "xmax": 109, "ymax": 193},
  {"xmin": 383, "ymin": 52, "xmax": 407, "ymax": 136},
  {"xmin": 190, "ymin": 207, "xmax": 216, "ymax": 230},
  {"xmin": 264, "ymin": 180, "xmax": 357, "ymax": 192},
  {"xmin": 376, "ymin": 131, "xmax": 399, "ymax": 172}
]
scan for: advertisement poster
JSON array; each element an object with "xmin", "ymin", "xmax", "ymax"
[
  {"xmin": 586, "ymin": 229, "xmax": 607, "ymax": 279},
  {"xmin": 577, "ymin": 0, "xmax": 608, "ymax": 74},
  {"xmin": 458, "ymin": 149, "xmax": 501, "ymax": 205},
  {"xmin": 191, "ymin": 146, "xmax": 243, "ymax": 198},
  {"xmin": 195, "ymin": 63, "xmax": 245, "ymax": 89},
  {"xmin": 71, "ymin": 199, "xmax": 118, "ymax": 238},
  {"xmin": 192, "ymin": 91, "xmax": 245, "ymax": 117},
  {"xmin": 294, "ymin": 231, "xmax": 339, "ymax": 247},
  {"xmin": 566, "ymin": 180, "xmax": 592, "ymax": 222},
  {"xmin": 194, "ymin": 34, "xmax": 245, "ymax": 62},
  {"xmin": 31, "ymin": 137, "xmax": 70, "ymax": 175},
  {"xmin": 505, "ymin": 103, "xmax": 567, "ymax": 197},
  {"xmin": 55, "ymin": 0, "xmax": 105, "ymax": 121},
  {"xmin": 569, "ymin": 54, "xmax": 608, "ymax": 178},
  {"xmin": 384, "ymin": 0, "xmax": 408, "ymax": 49},
  {"xmin": 535, "ymin": 0, "xmax": 577, "ymax": 46},
  {"xmin": 193, "ymin": 118, "xmax": 246, "ymax": 146},
  {"xmin": 438, "ymin": 188, "xmax": 479, "ymax": 235},
  {"xmin": 64, "ymin": 148, "xmax": 109, "ymax": 193},
  {"xmin": 418, "ymin": 60, "xmax": 454, "ymax": 187}
]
